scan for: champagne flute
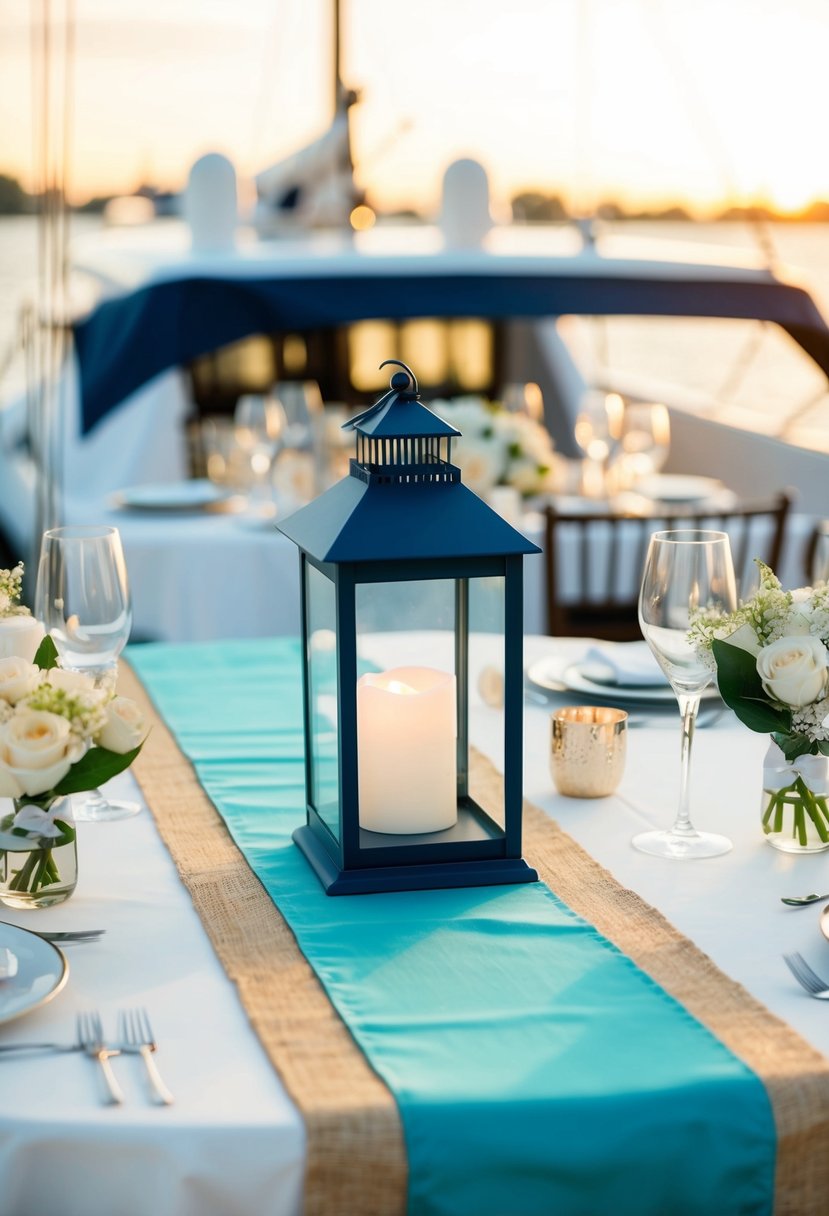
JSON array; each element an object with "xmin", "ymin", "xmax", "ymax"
[
  {"xmin": 635, "ymin": 529, "xmax": 737, "ymax": 859},
  {"xmin": 35, "ymin": 525, "xmax": 139, "ymax": 822}
]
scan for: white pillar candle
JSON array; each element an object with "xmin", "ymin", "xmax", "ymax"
[{"xmin": 357, "ymin": 665, "xmax": 457, "ymax": 834}]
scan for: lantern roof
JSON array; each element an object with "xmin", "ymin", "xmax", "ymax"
[
  {"xmin": 277, "ymin": 473, "xmax": 539, "ymax": 564},
  {"xmin": 278, "ymin": 360, "xmax": 540, "ymax": 563}
]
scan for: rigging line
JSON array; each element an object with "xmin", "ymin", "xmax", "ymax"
[
  {"xmin": 244, "ymin": 0, "xmax": 301, "ymax": 170},
  {"xmin": 49, "ymin": 0, "xmax": 73, "ymax": 529},
  {"xmin": 644, "ymin": 0, "xmax": 778, "ymax": 271},
  {"xmin": 713, "ymin": 321, "xmax": 769, "ymax": 403}
]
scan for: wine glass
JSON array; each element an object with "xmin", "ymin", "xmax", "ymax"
[
  {"xmin": 35, "ymin": 525, "xmax": 139, "ymax": 822},
  {"xmin": 634, "ymin": 529, "xmax": 737, "ymax": 859},
  {"xmin": 233, "ymin": 392, "xmax": 286, "ymax": 513}
]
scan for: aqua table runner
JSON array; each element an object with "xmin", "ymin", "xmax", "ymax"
[{"xmin": 129, "ymin": 639, "xmax": 775, "ymax": 1216}]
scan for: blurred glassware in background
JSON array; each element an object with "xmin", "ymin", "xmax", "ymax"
[
  {"xmin": 272, "ymin": 380, "xmax": 326, "ymax": 510},
  {"xmin": 574, "ymin": 389, "xmax": 625, "ymax": 498},
  {"xmin": 201, "ymin": 417, "xmax": 240, "ymax": 488},
  {"xmin": 233, "ymin": 392, "xmax": 286, "ymax": 514},
  {"xmin": 811, "ymin": 520, "xmax": 829, "ymax": 584},
  {"xmin": 613, "ymin": 401, "xmax": 671, "ymax": 488},
  {"xmin": 501, "ymin": 381, "xmax": 544, "ymax": 422},
  {"xmin": 275, "ymin": 380, "xmax": 324, "ymax": 451}
]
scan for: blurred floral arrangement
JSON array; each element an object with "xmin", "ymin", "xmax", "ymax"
[
  {"xmin": 433, "ymin": 396, "xmax": 558, "ymax": 497},
  {"xmin": 0, "ymin": 564, "xmax": 28, "ymax": 618}
]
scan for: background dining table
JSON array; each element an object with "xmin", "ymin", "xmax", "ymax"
[
  {"xmin": 1, "ymin": 634, "xmax": 828, "ymax": 1216},
  {"xmin": 65, "ymin": 497, "xmax": 815, "ymax": 644}
]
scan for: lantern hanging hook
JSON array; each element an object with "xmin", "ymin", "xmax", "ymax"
[{"xmin": 379, "ymin": 359, "xmax": 418, "ymax": 394}]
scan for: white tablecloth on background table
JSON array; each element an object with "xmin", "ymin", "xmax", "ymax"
[
  {"xmin": 65, "ymin": 503, "xmax": 814, "ymax": 644},
  {"xmin": 1, "ymin": 636, "xmax": 829, "ymax": 1215}
]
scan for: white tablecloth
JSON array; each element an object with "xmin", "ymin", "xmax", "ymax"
[
  {"xmin": 71, "ymin": 505, "xmax": 812, "ymax": 644},
  {"xmin": 1, "ymin": 636, "xmax": 828, "ymax": 1215}
]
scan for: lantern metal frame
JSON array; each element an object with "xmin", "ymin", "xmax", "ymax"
[{"xmin": 279, "ymin": 361, "xmax": 540, "ymax": 895}]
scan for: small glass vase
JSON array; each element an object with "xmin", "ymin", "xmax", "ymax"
[
  {"xmin": 0, "ymin": 795, "xmax": 78, "ymax": 908},
  {"xmin": 761, "ymin": 741, "xmax": 829, "ymax": 854}
]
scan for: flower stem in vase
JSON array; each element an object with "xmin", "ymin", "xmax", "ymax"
[{"xmin": 0, "ymin": 799, "xmax": 78, "ymax": 908}]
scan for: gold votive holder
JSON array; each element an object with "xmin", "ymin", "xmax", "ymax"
[{"xmin": 550, "ymin": 706, "xmax": 628, "ymax": 798}]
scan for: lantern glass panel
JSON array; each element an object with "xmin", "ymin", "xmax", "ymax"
[
  {"xmin": 355, "ymin": 578, "xmax": 458, "ymax": 838},
  {"xmin": 467, "ymin": 575, "xmax": 506, "ymax": 825},
  {"xmin": 305, "ymin": 561, "xmax": 340, "ymax": 842}
]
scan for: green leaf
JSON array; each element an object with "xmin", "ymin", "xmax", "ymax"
[
  {"xmin": 711, "ymin": 639, "xmax": 791, "ymax": 734},
  {"xmin": 33, "ymin": 634, "xmax": 59, "ymax": 671},
  {"xmin": 772, "ymin": 732, "xmax": 817, "ymax": 762},
  {"xmin": 53, "ymin": 743, "xmax": 143, "ymax": 796}
]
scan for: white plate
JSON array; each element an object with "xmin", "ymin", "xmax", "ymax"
[
  {"xmin": 634, "ymin": 474, "xmax": 725, "ymax": 504},
  {"xmin": 0, "ymin": 923, "xmax": 68, "ymax": 1026},
  {"xmin": 112, "ymin": 480, "xmax": 241, "ymax": 513},
  {"xmin": 527, "ymin": 655, "xmax": 719, "ymax": 705}
]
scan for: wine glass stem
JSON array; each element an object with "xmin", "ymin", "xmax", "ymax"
[{"xmin": 674, "ymin": 693, "xmax": 701, "ymax": 836}]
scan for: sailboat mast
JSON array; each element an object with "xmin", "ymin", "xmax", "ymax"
[
  {"xmin": 334, "ymin": 0, "xmax": 343, "ymax": 111},
  {"xmin": 334, "ymin": 0, "xmax": 355, "ymax": 177}
]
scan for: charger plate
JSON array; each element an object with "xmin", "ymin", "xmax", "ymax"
[
  {"xmin": 0, "ymin": 923, "xmax": 68, "ymax": 1026},
  {"xmin": 527, "ymin": 654, "xmax": 719, "ymax": 705}
]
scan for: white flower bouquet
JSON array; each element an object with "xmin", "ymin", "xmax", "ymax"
[
  {"xmin": 433, "ymin": 396, "xmax": 557, "ymax": 497},
  {"xmin": 691, "ymin": 562, "xmax": 829, "ymax": 849},
  {"xmin": 0, "ymin": 636, "xmax": 149, "ymax": 901}
]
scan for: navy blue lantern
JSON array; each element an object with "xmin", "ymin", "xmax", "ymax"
[{"xmin": 278, "ymin": 361, "xmax": 540, "ymax": 894}]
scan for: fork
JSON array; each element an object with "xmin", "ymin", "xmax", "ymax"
[
  {"xmin": 76, "ymin": 1011, "xmax": 124, "ymax": 1104},
  {"xmin": 783, "ymin": 952, "xmax": 829, "ymax": 999},
  {"xmin": 118, "ymin": 1008, "xmax": 174, "ymax": 1105},
  {"xmin": 0, "ymin": 922, "xmax": 104, "ymax": 944}
]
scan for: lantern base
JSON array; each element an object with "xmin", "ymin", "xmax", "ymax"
[{"xmin": 293, "ymin": 825, "xmax": 538, "ymax": 895}]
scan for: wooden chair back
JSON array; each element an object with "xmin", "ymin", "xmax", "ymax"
[{"xmin": 544, "ymin": 491, "xmax": 792, "ymax": 640}]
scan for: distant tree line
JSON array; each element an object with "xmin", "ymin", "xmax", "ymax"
[
  {"xmin": 509, "ymin": 190, "xmax": 829, "ymax": 224},
  {"xmin": 0, "ymin": 173, "xmax": 111, "ymax": 215},
  {"xmin": 3, "ymin": 170, "xmax": 829, "ymax": 224}
]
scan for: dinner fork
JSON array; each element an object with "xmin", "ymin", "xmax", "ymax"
[
  {"xmin": 783, "ymin": 952, "xmax": 829, "ymax": 999},
  {"xmin": 118, "ymin": 1008, "xmax": 174, "ymax": 1105},
  {"xmin": 77, "ymin": 1010, "xmax": 124, "ymax": 1104}
]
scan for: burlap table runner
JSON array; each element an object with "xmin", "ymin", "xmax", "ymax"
[{"xmin": 121, "ymin": 661, "xmax": 829, "ymax": 1216}]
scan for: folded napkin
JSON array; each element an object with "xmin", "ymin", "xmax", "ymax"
[{"xmin": 582, "ymin": 641, "xmax": 667, "ymax": 687}]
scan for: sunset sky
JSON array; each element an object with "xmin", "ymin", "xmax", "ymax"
[{"xmin": 1, "ymin": 0, "xmax": 828, "ymax": 216}]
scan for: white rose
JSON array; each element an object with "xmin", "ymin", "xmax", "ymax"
[
  {"xmin": 0, "ymin": 656, "xmax": 40, "ymax": 705},
  {"xmin": 453, "ymin": 437, "xmax": 504, "ymax": 495},
  {"xmin": 756, "ymin": 636, "xmax": 829, "ymax": 708},
  {"xmin": 0, "ymin": 709, "xmax": 85, "ymax": 797},
  {"xmin": 0, "ymin": 756, "xmax": 23, "ymax": 798},
  {"xmin": 45, "ymin": 667, "xmax": 98, "ymax": 695},
  {"xmin": 506, "ymin": 456, "xmax": 544, "ymax": 495},
  {"xmin": 96, "ymin": 697, "xmax": 148, "ymax": 754}
]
